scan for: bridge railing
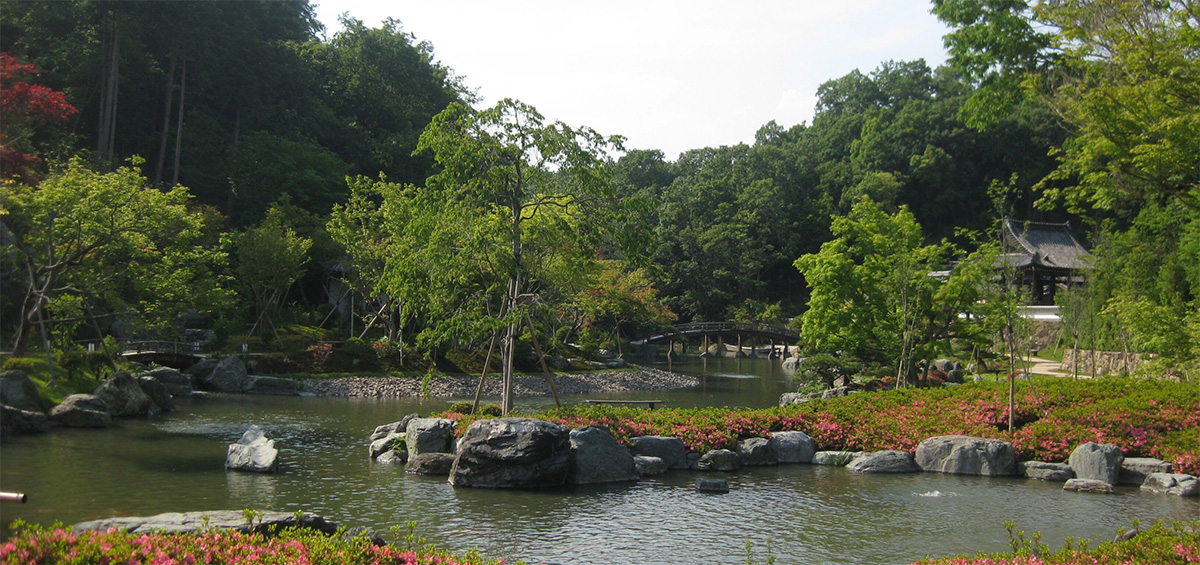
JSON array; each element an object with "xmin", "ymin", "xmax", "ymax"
[{"xmin": 641, "ymin": 321, "xmax": 799, "ymax": 343}]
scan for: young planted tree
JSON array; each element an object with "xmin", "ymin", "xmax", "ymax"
[
  {"xmin": 415, "ymin": 99, "xmax": 625, "ymax": 414},
  {"xmin": 227, "ymin": 204, "xmax": 312, "ymax": 339}
]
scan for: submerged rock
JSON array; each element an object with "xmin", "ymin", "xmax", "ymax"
[{"xmin": 48, "ymin": 394, "xmax": 111, "ymax": 428}]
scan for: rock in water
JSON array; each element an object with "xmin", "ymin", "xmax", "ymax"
[
  {"xmin": 1020, "ymin": 461, "xmax": 1074, "ymax": 482},
  {"xmin": 914, "ymin": 435, "xmax": 1015, "ymax": 476},
  {"xmin": 48, "ymin": 394, "xmax": 112, "ymax": 428},
  {"xmin": 204, "ymin": 356, "xmax": 251, "ymax": 393},
  {"xmin": 1063, "ymin": 478, "xmax": 1114, "ymax": 494},
  {"xmin": 93, "ymin": 371, "xmax": 156, "ymax": 417},
  {"xmin": 628, "ymin": 436, "xmax": 688, "ymax": 470},
  {"xmin": 633, "ymin": 455, "xmax": 668, "ymax": 476},
  {"xmin": 1068, "ymin": 442, "xmax": 1123, "ymax": 485},
  {"xmin": 73, "ymin": 510, "xmax": 339, "ymax": 537},
  {"xmin": 847, "ymin": 450, "xmax": 916, "ymax": 473},
  {"xmin": 405, "ymin": 453, "xmax": 456, "ymax": 476},
  {"xmin": 735, "ymin": 437, "xmax": 778, "ymax": 466},
  {"xmin": 566, "ymin": 426, "xmax": 638, "ymax": 485},
  {"xmin": 449, "ymin": 418, "xmax": 570, "ymax": 489},
  {"xmin": 1140, "ymin": 473, "xmax": 1199, "ymax": 497},
  {"xmin": 695, "ymin": 449, "xmax": 741, "ymax": 472},
  {"xmin": 771, "ymin": 431, "xmax": 815, "ymax": 464},
  {"xmin": 226, "ymin": 424, "xmax": 279, "ymax": 473},
  {"xmin": 141, "ymin": 367, "xmax": 194, "ymax": 397},
  {"xmin": 1119, "ymin": 457, "xmax": 1173, "ymax": 486},
  {"xmin": 138, "ymin": 376, "xmax": 175, "ymax": 414},
  {"xmin": 406, "ymin": 418, "xmax": 456, "ymax": 458}
]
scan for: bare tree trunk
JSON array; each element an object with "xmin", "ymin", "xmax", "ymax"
[
  {"xmin": 98, "ymin": 13, "xmax": 120, "ymax": 160},
  {"xmin": 171, "ymin": 59, "xmax": 187, "ymax": 186},
  {"xmin": 153, "ymin": 57, "xmax": 176, "ymax": 187}
]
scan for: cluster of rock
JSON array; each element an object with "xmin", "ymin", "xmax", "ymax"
[
  {"xmin": 0, "ymin": 356, "xmax": 305, "ymax": 436},
  {"xmin": 368, "ymin": 417, "xmax": 1197, "ymax": 499},
  {"xmin": 1, "ymin": 369, "xmax": 181, "ymax": 433},
  {"xmin": 307, "ymin": 366, "xmax": 698, "ymax": 398},
  {"xmin": 73, "ymin": 510, "xmax": 341, "ymax": 538}
]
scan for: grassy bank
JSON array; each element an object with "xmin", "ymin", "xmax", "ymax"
[{"xmin": 440, "ymin": 377, "xmax": 1200, "ymax": 474}]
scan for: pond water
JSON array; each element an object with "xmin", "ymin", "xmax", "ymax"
[{"xmin": 1, "ymin": 359, "xmax": 1195, "ymax": 564}]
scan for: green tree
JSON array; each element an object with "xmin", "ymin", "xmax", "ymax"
[
  {"xmin": 793, "ymin": 197, "xmax": 949, "ymax": 374},
  {"xmin": 416, "ymin": 99, "xmax": 625, "ymax": 413},
  {"xmin": 1, "ymin": 157, "xmax": 230, "ymax": 355},
  {"xmin": 227, "ymin": 203, "xmax": 312, "ymax": 338}
]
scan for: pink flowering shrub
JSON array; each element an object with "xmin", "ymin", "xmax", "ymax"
[
  {"xmin": 442, "ymin": 378, "xmax": 1199, "ymax": 474},
  {"xmin": 910, "ymin": 520, "xmax": 1199, "ymax": 564},
  {"xmin": 0, "ymin": 521, "xmax": 512, "ymax": 565}
]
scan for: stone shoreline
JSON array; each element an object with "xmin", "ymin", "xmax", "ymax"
[{"xmin": 301, "ymin": 366, "xmax": 699, "ymax": 398}]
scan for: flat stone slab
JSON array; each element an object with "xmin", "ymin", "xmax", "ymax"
[
  {"xmin": 1063, "ymin": 478, "xmax": 1115, "ymax": 494},
  {"xmin": 1140, "ymin": 473, "xmax": 1199, "ymax": 497},
  {"xmin": 73, "ymin": 510, "xmax": 339, "ymax": 537},
  {"xmin": 1119, "ymin": 457, "xmax": 1173, "ymax": 486}
]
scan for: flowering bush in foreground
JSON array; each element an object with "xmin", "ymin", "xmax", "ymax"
[
  {"xmin": 910, "ymin": 520, "xmax": 1200, "ymax": 565},
  {"xmin": 441, "ymin": 378, "xmax": 1199, "ymax": 474},
  {"xmin": 0, "ymin": 521, "xmax": 511, "ymax": 565}
]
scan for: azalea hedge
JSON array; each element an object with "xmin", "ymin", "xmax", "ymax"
[
  {"xmin": 0, "ymin": 521, "xmax": 511, "ymax": 565},
  {"xmin": 441, "ymin": 378, "xmax": 1200, "ymax": 474},
  {"xmin": 909, "ymin": 520, "xmax": 1200, "ymax": 565}
]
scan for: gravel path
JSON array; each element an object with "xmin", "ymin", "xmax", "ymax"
[{"xmin": 302, "ymin": 366, "xmax": 698, "ymax": 398}]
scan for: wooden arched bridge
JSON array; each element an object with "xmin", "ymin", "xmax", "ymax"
[
  {"xmin": 117, "ymin": 340, "xmax": 204, "ymax": 369},
  {"xmin": 636, "ymin": 322, "xmax": 799, "ymax": 345}
]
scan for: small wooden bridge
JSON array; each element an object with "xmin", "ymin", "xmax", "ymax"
[
  {"xmin": 117, "ymin": 341, "xmax": 204, "ymax": 369},
  {"xmin": 638, "ymin": 322, "xmax": 799, "ymax": 345}
]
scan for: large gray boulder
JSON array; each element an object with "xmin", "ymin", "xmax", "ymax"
[
  {"xmin": 770, "ymin": 431, "xmax": 815, "ymax": 464},
  {"xmin": 914, "ymin": 435, "xmax": 1015, "ymax": 476},
  {"xmin": 244, "ymin": 375, "xmax": 298, "ymax": 396},
  {"xmin": 138, "ymin": 376, "xmax": 175, "ymax": 414},
  {"xmin": 566, "ymin": 426, "xmax": 638, "ymax": 485},
  {"xmin": 1068, "ymin": 442, "xmax": 1124, "ymax": 485},
  {"xmin": 1063, "ymin": 478, "xmax": 1114, "ymax": 494},
  {"xmin": 1, "ymin": 370, "xmax": 43, "ymax": 412},
  {"xmin": 778, "ymin": 392, "xmax": 810, "ymax": 406},
  {"xmin": 183, "ymin": 357, "xmax": 220, "ymax": 380},
  {"xmin": 628, "ymin": 435, "xmax": 688, "ymax": 470},
  {"xmin": 370, "ymin": 433, "xmax": 403, "ymax": 459},
  {"xmin": 141, "ymin": 367, "xmax": 193, "ymax": 397},
  {"xmin": 780, "ymin": 356, "xmax": 803, "ymax": 376},
  {"xmin": 449, "ymin": 418, "xmax": 570, "ymax": 489},
  {"xmin": 406, "ymin": 418, "xmax": 456, "ymax": 457},
  {"xmin": 1, "ymin": 404, "xmax": 50, "ymax": 434},
  {"xmin": 371, "ymin": 414, "xmax": 419, "ymax": 441},
  {"xmin": 226, "ymin": 425, "xmax": 279, "ymax": 473},
  {"xmin": 73, "ymin": 510, "xmax": 338, "ymax": 537},
  {"xmin": 204, "ymin": 356, "xmax": 251, "ymax": 393},
  {"xmin": 1118, "ymin": 457, "xmax": 1173, "ymax": 486},
  {"xmin": 1020, "ymin": 461, "xmax": 1074, "ymax": 482},
  {"xmin": 405, "ymin": 452, "xmax": 456, "ymax": 476},
  {"xmin": 1140, "ymin": 473, "xmax": 1199, "ymax": 497},
  {"xmin": 735, "ymin": 437, "xmax": 778, "ymax": 466},
  {"xmin": 695, "ymin": 449, "xmax": 741, "ymax": 472},
  {"xmin": 93, "ymin": 371, "xmax": 156, "ymax": 417},
  {"xmin": 847, "ymin": 450, "xmax": 916, "ymax": 473},
  {"xmin": 48, "ymin": 394, "xmax": 112, "ymax": 428},
  {"xmin": 813, "ymin": 451, "xmax": 863, "ymax": 466},
  {"xmin": 633, "ymin": 455, "xmax": 668, "ymax": 476}
]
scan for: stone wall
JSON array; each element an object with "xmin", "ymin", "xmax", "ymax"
[{"xmin": 1061, "ymin": 349, "xmax": 1151, "ymax": 377}]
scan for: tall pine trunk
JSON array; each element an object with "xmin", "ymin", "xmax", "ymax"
[
  {"xmin": 153, "ymin": 57, "xmax": 176, "ymax": 187},
  {"xmin": 171, "ymin": 59, "xmax": 186, "ymax": 186},
  {"xmin": 97, "ymin": 12, "xmax": 120, "ymax": 161}
]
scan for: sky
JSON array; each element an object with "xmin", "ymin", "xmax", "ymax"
[{"xmin": 312, "ymin": 1, "xmax": 952, "ymax": 160}]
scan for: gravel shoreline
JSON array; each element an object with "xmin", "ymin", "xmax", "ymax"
[{"xmin": 302, "ymin": 366, "xmax": 699, "ymax": 398}]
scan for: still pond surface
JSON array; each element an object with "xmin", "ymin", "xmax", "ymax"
[{"xmin": 1, "ymin": 358, "xmax": 1196, "ymax": 564}]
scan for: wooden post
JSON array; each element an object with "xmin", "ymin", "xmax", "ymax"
[
  {"xmin": 524, "ymin": 317, "xmax": 561, "ymax": 408},
  {"xmin": 471, "ymin": 332, "xmax": 499, "ymax": 414}
]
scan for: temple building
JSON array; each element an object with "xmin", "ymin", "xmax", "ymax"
[{"xmin": 1000, "ymin": 219, "xmax": 1094, "ymax": 305}]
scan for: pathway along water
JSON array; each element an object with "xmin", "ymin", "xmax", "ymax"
[{"xmin": 1, "ymin": 360, "xmax": 1196, "ymax": 564}]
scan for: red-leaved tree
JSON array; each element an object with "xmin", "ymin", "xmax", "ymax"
[{"xmin": 1, "ymin": 53, "xmax": 78, "ymax": 183}]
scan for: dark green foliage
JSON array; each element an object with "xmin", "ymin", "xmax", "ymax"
[{"xmin": 446, "ymin": 401, "xmax": 473, "ymax": 414}]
